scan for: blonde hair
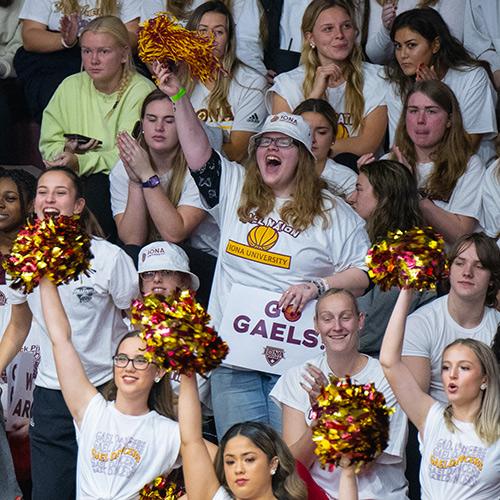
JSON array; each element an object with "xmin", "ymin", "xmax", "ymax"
[
  {"xmin": 301, "ymin": 0, "xmax": 365, "ymax": 133},
  {"xmin": 138, "ymin": 90, "xmax": 189, "ymax": 242},
  {"xmin": 393, "ymin": 80, "xmax": 474, "ymax": 202},
  {"xmin": 166, "ymin": 0, "xmax": 232, "ymax": 20},
  {"xmin": 237, "ymin": 144, "xmax": 331, "ymax": 231},
  {"xmin": 185, "ymin": 2, "xmax": 239, "ymax": 123},
  {"xmin": 80, "ymin": 16, "xmax": 135, "ymax": 114},
  {"xmin": 442, "ymin": 339, "xmax": 500, "ymax": 446},
  {"xmin": 57, "ymin": 0, "xmax": 118, "ymax": 15}
]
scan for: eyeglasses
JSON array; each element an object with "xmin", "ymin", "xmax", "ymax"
[
  {"xmin": 112, "ymin": 354, "xmax": 151, "ymax": 370},
  {"xmin": 140, "ymin": 270, "xmax": 175, "ymax": 281},
  {"xmin": 255, "ymin": 136, "xmax": 297, "ymax": 148}
]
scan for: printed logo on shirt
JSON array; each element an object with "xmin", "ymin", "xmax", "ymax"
[
  {"xmin": 225, "ymin": 214, "xmax": 301, "ymax": 269},
  {"xmin": 196, "ymin": 108, "xmax": 234, "ymax": 127},
  {"xmin": 74, "ymin": 286, "xmax": 95, "ymax": 304},
  {"xmin": 0, "ymin": 290, "xmax": 6, "ymax": 306},
  {"xmin": 336, "ymin": 112, "xmax": 352, "ymax": 139},
  {"xmin": 91, "ymin": 432, "xmax": 146, "ymax": 478},
  {"xmin": 247, "ymin": 113, "xmax": 260, "ymax": 124},
  {"xmin": 263, "ymin": 345, "xmax": 285, "ymax": 366},
  {"xmin": 428, "ymin": 438, "xmax": 486, "ymax": 486},
  {"xmin": 54, "ymin": 1, "xmax": 102, "ymax": 17}
]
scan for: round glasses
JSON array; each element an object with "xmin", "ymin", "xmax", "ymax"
[
  {"xmin": 112, "ymin": 354, "xmax": 151, "ymax": 370},
  {"xmin": 140, "ymin": 270, "xmax": 175, "ymax": 281},
  {"xmin": 255, "ymin": 136, "xmax": 297, "ymax": 149}
]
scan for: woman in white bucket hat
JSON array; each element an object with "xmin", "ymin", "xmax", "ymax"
[{"xmin": 151, "ymin": 62, "xmax": 371, "ymax": 438}]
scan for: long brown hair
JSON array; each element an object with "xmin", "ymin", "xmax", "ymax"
[
  {"xmin": 237, "ymin": 144, "xmax": 331, "ymax": 231},
  {"xmin": 166, "ymin": 0, "xmax": 232, "ymax": 20},
  {"xmin": 359, "ymin": 160, "xmax": 423, "ymax": 242},
  {"xmin": 102, "ymin": 332, "xmax": 177, "ymax": 420},
  {"xmin": 393, "ymin": 80, "xmax": 474, "ymax": 202},
  {"xmin": 301, "ymin": 0, "xmax": 365, "ymax": 133}
]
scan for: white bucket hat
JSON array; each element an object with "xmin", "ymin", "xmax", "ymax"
[
  {"xmin": 249, "ymin": 112, "xmax": 315, "ymax": 158},
  {"xmin": 138, "ymin": 241, "xmax": 200, "ymax": 291}
]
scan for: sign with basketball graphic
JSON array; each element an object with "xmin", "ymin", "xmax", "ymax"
[{"xmin": 219, "ymin": 284, "xmax": 324, "ymax": 374}]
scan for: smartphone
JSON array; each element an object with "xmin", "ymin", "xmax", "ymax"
[
  {"xmin": 131, "ymin": 120, "xmax": 142, "ymax": 140},
  {"xmin": 64, "ymin": 133, "xmax": 102, "ymax": 145}
]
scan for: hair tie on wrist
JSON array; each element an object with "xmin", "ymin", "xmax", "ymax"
[
  {"xmin": 61, "ymin": 37, "xmax": 77, "ymax": 49},
  {"xmin": 170, "ymin": 87, "xmax": 186, "ymax": 103}
]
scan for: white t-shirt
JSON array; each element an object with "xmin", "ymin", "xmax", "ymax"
[
  {"xmin": 110, "ymin": 159, "xmax": 220, "ymax": 256},
  {"xmin": 416, "ymin": 154, "xmax": 484, "ymax": 224},
  {"xmin": 402, "ymin": 295, "xmax": 499, "ymax": 403},
  {"xmin": 321, "ymin": 158, "xmax": 357, "ymax": 198},
  {"xmin": 212, "ymin": 486, "xmax": 232, "ymax": 500},
  {"xmin": 464, "ymin": 0, "xmax": 500, "ymax": 73},
  {"xmin": 419, "ymin": 401, "xmax": 500, "ymax": 500},
  {"xmin": 481, "ymin": 160, "xmax": 500, "ymax": 239},
  {"xmin": 365, "ymin": 0, "xmax": 465, "ymax": 64},
  {"xmin": 267, "ymin": 62, "xmax": 387, "ymax": 139},
  {"xmin": 76, "ymin": 393, "xmax": 180, "ymax": 500},
  {"xmin": 6, "ymin": 238, "xmax": 139, "ymax": 389},
  {"xmin": 206, "ymin": 153, "xmax": 370, "ymax": 336},
  {"xmin": 386, "ymin": 66, "xmax": 498, "ymax": 165},
  {"xmin": 270, "ymin": 353, "xmax": 409, "ymax": 499},
  {"xmin": 190, "ymin": 65, "xmax": 267, "ymax": 141},
  {"xmin": 20, "ymin": 0, "xmax": 141, "ymax": 32}
]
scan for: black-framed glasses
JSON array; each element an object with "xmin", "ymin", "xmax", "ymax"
[
  {"xmin": 140, "ymin": 270, "xmax": 175, "ymax": 281},
  {"xmin": 112, "ymin": 354, "xmax": 151, "ymax": 370},
  {"xmin": 255, "ymin": 136, "xmax": 297, "ymax": 148}
]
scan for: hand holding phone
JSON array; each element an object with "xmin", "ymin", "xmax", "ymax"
[{"xmin": 64, "ymin": 133, "xmax": 102, "ymax": 145}]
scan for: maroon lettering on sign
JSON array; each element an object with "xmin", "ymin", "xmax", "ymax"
[
  {"xmin": 233, "ymin": 315, "xmax": 251, "ymax": 333},
  {"xmin": 263, "ymin": 346, "xmax": 285, "ymax": 366},
  {"xmin": 286, "ymin": 325, "xmax": 301, "ymax": 345},
  {"xmin": 264, "ymin": 300, "xmax": 280, "ymax": 318}
]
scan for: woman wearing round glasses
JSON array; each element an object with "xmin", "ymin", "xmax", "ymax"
[
  {"xmin": 38, "ymin": 276, "xmax": 182, "ymax": 500},
  {"xmin": 152, "ymin": 63, "xmax": 370, "ymax": 438}
]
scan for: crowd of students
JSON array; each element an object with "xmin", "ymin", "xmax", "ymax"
[{"xmin": 0, "ymin": 0, "xmax": 499, "ymax": 499}]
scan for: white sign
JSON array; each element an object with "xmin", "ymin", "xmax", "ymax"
[{"xmin": 219, "ymin": 284, "xmax": 324, "ymax": 374}]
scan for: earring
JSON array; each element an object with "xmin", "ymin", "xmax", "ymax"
[
  {"xmin": 154, "ymin": 376, "xmax": 161, "ymax": 383},
  {"xmin": 480, "ymin": 383, "xmax": 487, "ymax": 391},
  {"xmin": 270, "ymin": 468, "xmax": 277, "ymax": 476},
  {"xmin": 310, "ymin": 42, "xmax": 316, "ymax": 49}
]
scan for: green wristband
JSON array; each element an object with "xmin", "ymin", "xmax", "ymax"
[{"xmin": 170, "ymin": 87, "xmax": 186, "ymax": 103}]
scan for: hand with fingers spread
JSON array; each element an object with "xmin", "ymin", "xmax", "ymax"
[
  {"xmin": 416, "ymin": 63, "xmax": 438, "ymax": 81},
  {"xmin": 117, "ymin": 131, "xmax": 155, "ymax": 183},
  {"xmin": 381, "ymin": 1, "xmax": 398, "ymax": 31},
  {"xmin": 278, "ymin": 282, "xmax": 318, "ymax": 314},
  {"xmin": 152, "ymin": 60, "xmax": 183, "ymax": 98},
  {"xmin": 300, "ymin": 363, "xmax": 329, "ymax": 408},
  {"xmin": 60, "ymin": 13, "xmax": 79, "ymax": 48},
  {"xmin": 309, "ymin": 64, "xmax": 344, "ymax": 99}
]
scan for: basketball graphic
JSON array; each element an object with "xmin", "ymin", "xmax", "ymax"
[
  {"xmin": 247, "ymin": 226, "xmax": 279, "ymax": 250},
  {"xmin": 336, "ymin": 123, "xmax": 349, "ymax": 140}
]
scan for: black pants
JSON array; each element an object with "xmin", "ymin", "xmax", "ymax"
[{"xmin": 30, "ymin": 387, "xmax": 77, "ymax": 500}]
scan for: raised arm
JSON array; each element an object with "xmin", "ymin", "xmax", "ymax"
[
  {"xmin": 152, "ymin": 62, "xmax": 212, "ymax": 171},
  {"xmin": 39, "ymin": 278, "xmax": 97, "ymax": 427},
  {"xmin": 178, "ymin": 374, "xmax": 220, "ymax": 500},
  {"xmin": 379, "ymin": 288, "xmax": 434, "ymax": 434}
]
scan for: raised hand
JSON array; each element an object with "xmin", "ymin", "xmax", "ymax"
[
  {"xmin": 60, "ymin": 13, "xmax": 79, "ymax": 48},
  {"xmin": 309, "ymin": 64, "xmax": 344, "ymax": 98}
]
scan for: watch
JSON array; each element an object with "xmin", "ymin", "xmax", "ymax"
[{"xmin": 142, "ymin": 175, "xmax": 160, "ymax": 188}]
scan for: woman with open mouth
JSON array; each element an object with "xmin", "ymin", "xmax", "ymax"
[
  {"xmin": 380, "ymin": 289, "xmax": 500, "ymax": 499},
  {"xmin": 152, "ymin": 61, "xmax": 370, "ymax": 439}
]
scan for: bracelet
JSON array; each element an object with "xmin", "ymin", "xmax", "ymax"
[
  {"xmin": 310, "ymin": 278, "xmax": 330, "ymax": 298},
  {"xmin": 170, "ymin": 87, "xmax": 186, "ymax": 103},
  {"xmin": 61, "ymin": 37, "xmax": 78, "ymax": 49}
]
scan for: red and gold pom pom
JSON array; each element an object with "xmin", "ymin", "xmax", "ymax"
[
  {"xmin": 131, "ymin": 290, "xmax": 228, "ymax": 376},
  {"xmin": 3, "ymin": 215, "xmax": 93, "ymax": 294},
  {"xmin": 311, "ymin": 375, "xmax": 395, "ymax": 471},
  {"xmin": 365, "ymin": 226, "xmax": 448, "ymax": 291},
  {"xmin": 138, "ymin": 13, "xmax": 222, "ymax": 83},
  {"xmin": 140, "ymin": 475, "xmax": 184, "ymax": 499}
]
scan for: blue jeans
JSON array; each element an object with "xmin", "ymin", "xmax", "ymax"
[{"xmin": 210, "ymin": 366, "xmax": 282, "ymax": 439}]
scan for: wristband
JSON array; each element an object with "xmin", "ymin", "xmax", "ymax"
[
  {"xmin": 310, "ymin": 278, "xmax": 330, "ymax": 298},
  {"xmin": 61, "ymin": 37, "xmax": 78, "ymax": 49},
  {"xmin": 170, "ymin": 87, "xmax": 186, "ymax": 103}
]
